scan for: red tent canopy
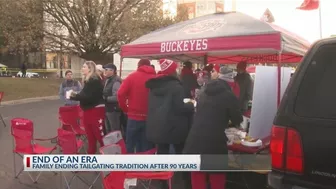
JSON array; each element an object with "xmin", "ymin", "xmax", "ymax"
[
  {"xmin": 121, "ymin": 12, "xmax": 310, "ymax": 64},
  {"xmin": 246, "ymin": 66, "xmax": 256, "ymax": 73}
]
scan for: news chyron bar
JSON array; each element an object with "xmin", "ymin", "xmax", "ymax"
[{"xmin": 23, "ymin": 155, "xmax": 270, "ymax": 172}]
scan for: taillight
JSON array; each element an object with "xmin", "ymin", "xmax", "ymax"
[
  {"xmin": 270, "ymin": 125, "xmax": 304, "ymax": 174},
  {"xmin": 270, "ymin": 126, "xmax": 286, "ymax": 169},
  {"xmin": 286, "ymin": 129, "xmax": 304, "ymax": 173}
]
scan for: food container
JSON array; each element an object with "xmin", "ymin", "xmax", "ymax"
[
  {"xmin": 183, "ymin": 98, "xmax": 191, "ymax": 103},
  {"xmin": 241, "ymin": 139, "xmax": 262, "ymax": 147},
  {"xmin": 65, "ymin": 90, "xmax": 73, "ymax": 99},
  {"xmin": 226, "ymin": 134, "xmax": 235, "ymax": 145},
  {"xmin": 225, "ymin": 128, "xmax": 242, "ymax": 145}
]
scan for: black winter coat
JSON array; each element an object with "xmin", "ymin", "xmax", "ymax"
[
  {"xmin": 235, "ymin": 72, "xmax": 253, "ymax": 111},
  {"xmin": 180, "ymin": 70, "xmax": 198, "ymax": 98},
  {"xmin": 71, "ymin": 76, "xmax": 103, "ymax": 110},
  {"xmin": 145, "ymin": 75, "xmax": 194, "ymax": 144},
  {"xmin": 183, "ymin": 79, "xmax": 243, "ymax": 155}
]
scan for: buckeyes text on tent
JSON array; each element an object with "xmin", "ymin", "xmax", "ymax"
[{"xmin": 160, "ymin": 39, "xmax": 208, "ymax": 53}]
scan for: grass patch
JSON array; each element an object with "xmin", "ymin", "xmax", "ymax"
[{"xmin": 0, "ymin": 77, "xmax": 63, "ymax": 101}]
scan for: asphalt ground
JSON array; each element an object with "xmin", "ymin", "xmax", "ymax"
[{"xmin": 0, "ymin": 100, "xmax": 268, "ymax": 189}]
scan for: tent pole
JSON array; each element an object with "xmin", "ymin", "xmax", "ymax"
[
  {"xmin": 277, "ymin": 52, "xmax": 282, "ymax": 106},
  {"xmin": 119, "ymin": 57, "xmax": 123, "ymax": 77},
  {"xmin": 204, "ymin": 54, "xmax": 208, "ymax": 66}
]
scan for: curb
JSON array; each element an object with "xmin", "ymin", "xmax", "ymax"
[{"xmin": 1, "ymin": 96, "xmax": 59, "ymax": 106}]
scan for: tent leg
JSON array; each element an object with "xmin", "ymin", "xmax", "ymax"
[
  {"xmin": 277, "ymin": 53, "xmax": 282, "ymax": 106},
  {"xmin": 204, "ymin": 54, "xmax": 208, "ymax": 66},
  {"xmin": 119, "ymin": 57, "xmax": 123, "ymax": 77}
]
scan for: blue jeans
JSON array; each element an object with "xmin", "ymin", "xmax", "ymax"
[{"xmin": 126, "ymin": 119, "xmax": 154, "ymax": 153}]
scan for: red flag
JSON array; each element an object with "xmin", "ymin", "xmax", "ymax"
[{"xmin": 297, "ymin": 0, "xmax": 319, "ymax": 10}]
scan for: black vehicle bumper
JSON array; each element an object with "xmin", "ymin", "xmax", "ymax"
[{"xmin": 268, "ymin": 172, "xmax": 308, "ymax": 189}]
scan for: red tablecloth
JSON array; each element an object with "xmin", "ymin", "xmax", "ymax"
[
  {"xmin": 243, "ymin": 110, "xmax": 251, "ymax": 118},
  {"xmin": 228, "ymin": 136, "xmax": 270, "ymax": 154}
]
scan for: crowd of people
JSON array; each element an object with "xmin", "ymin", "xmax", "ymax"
[{"xmin": 58, "ymin": 59, "xmax": 254, "ymax": 189}]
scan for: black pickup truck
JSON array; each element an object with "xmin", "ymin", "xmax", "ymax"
[{"xmin": 268, "ymin": 38, "xmax": 336, "ymax": 189}]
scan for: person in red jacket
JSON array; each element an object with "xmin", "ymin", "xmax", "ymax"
[
  {"xmin": 117, "ymin": 59, "xmax": 156, "ymax": 153},
  {"xmin": 212, "ymin": 64, "xmax": 240, "ymax": 98}
]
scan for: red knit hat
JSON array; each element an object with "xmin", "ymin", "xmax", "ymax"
[
  {"xmin": 159, "ymin": 59, "xmax": 178, "ymax": 75},
  {"xmin": 213, "ymin": 64, "xmax": 220, "ymax": 73}
]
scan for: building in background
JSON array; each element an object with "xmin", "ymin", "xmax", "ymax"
[
  {"xmin": 163, "ymin": 0, "xmax": 178, "ymax": 18},
  {"xmin": 223, "ymin": 0, "xmax": 236, "ymax": 12},
  {"xmin": 177, "ymin": 0, "xmax": 224, "ymax": 19}
]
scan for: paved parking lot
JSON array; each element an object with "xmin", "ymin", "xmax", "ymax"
[
  {"xmin": 0, "ymin": 100, "xmax": 183, "ymax": 189},
  {"xmin": 0, "ymin": 100, "xmax": 268, "ymax": 189},
  {"xmin": 0, "ymin": 100, "xmax": 62, "ymax": 189}
]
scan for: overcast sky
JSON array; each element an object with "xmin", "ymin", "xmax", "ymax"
[{"xmin": 225, "ymin": 0, "xmax": 336, "ymax": 43}]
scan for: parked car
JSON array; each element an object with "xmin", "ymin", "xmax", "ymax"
[
  {"xmin": 268, "ymin": 38, "xmax": 336, "ymax": 189},
  {"xmin": 16, "ymin": 71, "xmax": 40, "ymax": 78}
]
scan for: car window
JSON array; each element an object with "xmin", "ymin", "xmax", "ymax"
[{"xmin": 294, "ymin": 44, "xmax": 336, "ymax": 119}]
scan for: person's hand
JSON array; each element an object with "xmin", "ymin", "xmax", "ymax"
[
  {"xmin": 186, "ymin": 100, "xmax": 196, "ymax": 108},
  {"xmin": 70, "ymin": 91, "xmax": 77, "ymax": 97},
  {"xmin": 186, "ymin": 101, "xmax": 194, "ymax": 106}
]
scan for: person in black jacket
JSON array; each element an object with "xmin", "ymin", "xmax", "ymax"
[
  {"xmin": 183, "ymin": 78, "xmax": 243, "ymax": 189},
  {"xmin": 146, "ymin": 59, "xmax": 194, "ymax": 189},
  {"xmin": 146, "ymin": 59, "xmax": 194, "ymax": 153},
  {"xmin": 234, "ymin": 61, "xmax": 253, "ymax": 113},
  {"xmin": 180, "ymin": 61, "xmax": 198, "ymax": 98},
  {"xmin": 70, "ymin": 60, "xmax": 104, "ymax": 154}
]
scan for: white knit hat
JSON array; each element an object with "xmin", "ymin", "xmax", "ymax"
[{"xmin": 219, "ymin": 66, "xmax": 234, "ymax": 79}]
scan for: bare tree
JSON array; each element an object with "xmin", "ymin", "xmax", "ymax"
[
  {"xmin": 122, "ymin": 0, "xmax": 189, "ymax": 43},
  {"xmin": 0, "ymin": 0, "xmax": 43, "ymax": 54},
  {"xmin": 1, "ymin": 0, "xmax": 188, "ymax": 64},
  {"xmin": 43, "ymin": 0, "xmax": 188, "ymax": 64}
]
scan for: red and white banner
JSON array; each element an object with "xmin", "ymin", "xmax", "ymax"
[{"xmin": 297, "ymin": 0, "xmax": 319, "ymax": 10}]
